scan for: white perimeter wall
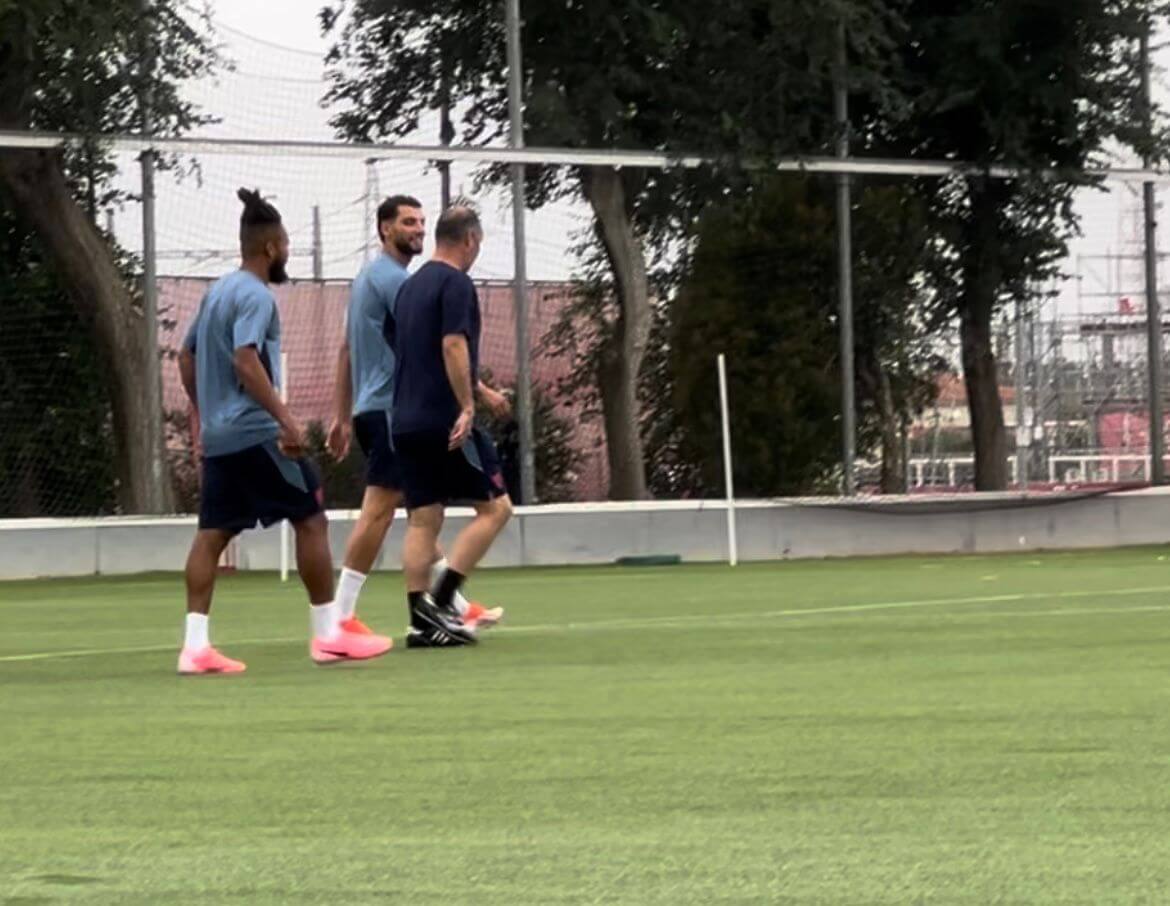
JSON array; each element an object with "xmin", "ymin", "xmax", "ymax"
[{"xmin": 2, "ymin": 489, "xmax": 1169, "ymax": 580}]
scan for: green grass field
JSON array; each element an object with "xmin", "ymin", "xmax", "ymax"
[{"xmin": 3, "ymin": 549, "xmax": 1170, "ymax": 904}]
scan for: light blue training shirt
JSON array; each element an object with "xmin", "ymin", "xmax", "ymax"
[
  {"xmin": 183, "ymin": 269, "xmax": 282, "ymax": 457},
  {"xmin": 347, "ymin": 252, "xmax": 408, "ymax": 416}
]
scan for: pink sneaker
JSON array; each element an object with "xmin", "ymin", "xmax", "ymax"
[
  {"xmin": 339, "ymin": 616, "xmax": 375, "ymax": 636},
  {"xmin": 464, "ymin": 601, "xmax": 504, "ymax": 632},
  {"xmin": 310, "ymin": 629, "xmax": 393, "ymax": 664},
  {"xmin": 177, "ymin": 646, "xmax": 247, "ymax": 676}
]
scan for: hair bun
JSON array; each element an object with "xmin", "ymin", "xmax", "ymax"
[{"xmin": 237, "ymin": 188, "xmax": 282, "ymax": 227}]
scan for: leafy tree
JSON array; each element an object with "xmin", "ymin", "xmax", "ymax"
[
  {"xmin": 851, "ymin": 182, "xmax": 944, "ymax": 492},
  {"xmin": 0, "ymin": 0, "xmax": 218, "ymax": 512},
  {"xmin": 638, "ymin": 293, "xmax": 709, "ymax": 499},
  {"xmin": 0, "ymin": 207, "xmax": 117, "ymax": 515},
  {"xmin": 879, "ymin": 0, "xmax": 1168, "ymax": 489},
  {"xmin": 477, "ymin": 371, "xmax": 583, "ymax": 504},
  {"xmin": 322, "ymin": 0, "xmax": 899, "ymax": 499},
  {"xmin": 666, "ymin": 176, "xmax": 941, "ymax": 497}
]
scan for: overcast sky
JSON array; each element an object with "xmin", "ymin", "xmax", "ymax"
[
  {"xmin": 111, "ymin": 0, "xmax": 1170, "ymax": 332},
  {"xmin": 213, "ymin": 0, "xmax": 330, "ymax": 52},
  {"xmin": 111, "ymin": 0, "xmax": 587, "ymax": 284}
]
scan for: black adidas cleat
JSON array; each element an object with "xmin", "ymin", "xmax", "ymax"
[
  {"xmin": 405, "ymin": 626, "xmax": 476, "ymax": 648},
  {"xmin": 409, "ymin": 593, "xmax": 477, "ymax": 647}
]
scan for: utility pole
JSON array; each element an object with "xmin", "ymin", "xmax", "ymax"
[
  {"xmin": 139, "ymin": 0, "xmax": 168, "ymax": 512},
  {"xmin": 505, "ymin": 0, "xmax": 536, "ymax": 504},
  {"xmin": 311, "ymin": 205, "xmax": 323, "ymax": 280},
  {"xmin": 834, "ymin": 21, "xmax": 856, "ymax": 495},
  {"xmin": 439, "ymin": 68, "xmax": 453, "ymax": 210},
  {"xmin": 1141, "ymin": 18, "xmax": 1165, "ymax": 483}
]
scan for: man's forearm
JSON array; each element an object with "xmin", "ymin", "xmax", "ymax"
[
  {"xmin": 179, "ymin": 349, "xmax": 198, "ymax": 410},
  {"xmin": 442, "ymin": 336, "xmax": 475, "ymax": 412},
  {"xmin": 234, "ymin": 348, "xmax": 294, "ymax": 428},
  {"xmin": 333, "ymin": 344, "xmax": 353, "ymax": 421}
]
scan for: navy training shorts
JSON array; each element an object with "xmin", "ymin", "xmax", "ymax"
[
  {"xmin": 199, "ymin": 440, "xmax": 323, "ymax": 535},
  {"xmin": 392, "ymin": 426, "xmax": 507, "ymax": 510},
  {"xmin": 353, "ymin": 410, "xmax": 403, "ymax": 491}
]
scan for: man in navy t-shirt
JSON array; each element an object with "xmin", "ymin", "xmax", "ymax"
[
  {"xmin": 391, "ymin": 205, "xmax": 514, "ymax": 647},
  {"xmin": 325, "ymin": 196, "xmax": 507, "ymax": 638}
]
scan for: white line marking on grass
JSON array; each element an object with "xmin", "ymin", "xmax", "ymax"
[
  {"xmin": 500, "ymin": 584, "xmax": 1170, "ymax": 636},
  {"xmin": 2, "ymin": 584, "xmax": 1168, "ymax": 663},
  {"xmin": 946, "ymin": 603, "xmax": 1170, "ymax": 620},
  {"xmin": 0, "ymin": 637, "xmax": 302, "ymax": 663}
]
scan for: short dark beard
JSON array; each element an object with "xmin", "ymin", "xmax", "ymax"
[
  {"xmin": 268, "ymin": 258, "xmax": 289, "ymax": 284},
  {"xmin": 394, "ymin": 236, "xmax": 419, "ymax": 260}
]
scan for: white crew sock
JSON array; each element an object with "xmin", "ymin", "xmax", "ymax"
[
  {"xmin": 430, "ymin": 557, "xmax": 449, "ymax": 587},
  {"xmin": 336, "ymin": 568, "xmax": 368, "ymax": 621},
  {"xmin": 432, "ymin": 557, "xmax": 470, "ymax": 615},
  {"xmin": 184, "ymin": 613, "xmax": 210, "ymax": 651},
  {"xmin": 309, "ymin": 601, "xmax": 341, "ymax": 640}
]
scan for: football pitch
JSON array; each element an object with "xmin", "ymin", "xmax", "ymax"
[{"xmin": 2, "ymin": 548, "xmax": 1170, "ymax": 904}]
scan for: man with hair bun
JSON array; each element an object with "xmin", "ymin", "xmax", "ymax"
[{"xmin": 175, "ymin": 188, "xmax": 393, "ymax": 674}]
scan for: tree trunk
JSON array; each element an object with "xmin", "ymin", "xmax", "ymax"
[
  {"xmin": 0, "ymin": 147, "xmax": 173, "ymax": 514},
  {"xmin": 960, "ymin": 306, "xmax": 1007, "ymax": 490},
  {"xmin": 877, "ymin": 368, "xmax": 904, "ymax": 493},
  {"xmin": 856, "ymin": 349, "xmax": 904, "ymax": 494},
  {"xmin": 582, "ymin": 166, "xmax": 651, "ymax": 500},
  {"xmin": 959, "ymin": 182, "xmax": 1008, "ymax": 491}
]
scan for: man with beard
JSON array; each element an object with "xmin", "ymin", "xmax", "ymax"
[
  {"xmin": 175, "ymin": 188, "xmax": 392, "ymax": 675},
  {"xmin": 326, "ymin": 196, "xmax": 507, "ymax": 639}
]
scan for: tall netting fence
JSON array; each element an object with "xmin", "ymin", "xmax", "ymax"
[
  {"xmin": 6, "ymin": 156, "xmax": 1164, "ymax": 516},
  {"xmin": 904, "ymin": 178, "xmax": 1168, "ymax": 492},
  {"xmin": 3, "ymin": 7, "xmax": 1170, "ymax": 517}
]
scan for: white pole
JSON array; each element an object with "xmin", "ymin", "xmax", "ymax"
[
  {"xmin": 717, "ymin": 354, "xmax": 738, "ymax": 567},
  {"xmin": 280, "ymin": 352, "xmax": 290, "ymax": 583}
]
